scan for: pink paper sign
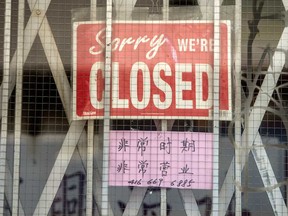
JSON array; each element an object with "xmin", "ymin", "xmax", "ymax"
[{"xmin": 109, "ymin": 131, "xmax": 213, "ymax": 189}]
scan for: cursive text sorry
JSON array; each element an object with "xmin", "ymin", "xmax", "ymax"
[{"xmin": 89, "ymin": 28, "xmax": 167, "ymax": 60}]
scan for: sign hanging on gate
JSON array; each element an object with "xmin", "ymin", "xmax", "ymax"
[
  {"xmin": 73, "ymin": 21, "xmax": 231, "ymax": 120},
  {"xmin": 109, "ymin": 130, "xmax": 213, "ymax": 189}
]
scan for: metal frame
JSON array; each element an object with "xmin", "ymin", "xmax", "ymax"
[
  {"xmin": 212, "ymin": 0, "xmax": 221, "ymax": 215},
  {"xmin": 219, "ymin": 1, "xmax": 288, "ymax": 215},
  {"xmin": 101, "ymin": 0, "xmax": 113, "ymax": 215},
  {"xmin": 0, "ymin": 0, "xmax": 12, "ymax": 214},
  {"xmin": 234, "ymin": 0, "xmax": 242, "ymax": 215},
  {"xmin": 1, "ymin": 0, "xmax": 288, "ymax": 215},
  {"xmin": 12, "ymin": 0, "xmax": 25, "ymax": 215}
]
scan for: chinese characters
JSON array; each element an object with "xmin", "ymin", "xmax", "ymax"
[
  {"xmin": 110, "ymin": 131, "xmax": 213, "ymax": 190},
  {"xmin": 118, "ymin": 137, "xmax": 129, "ymax": 152},
  {"xmin": 160, "ymin": 137, "xmax": 172, "ymax": 154},
  {"xmin": 181, "ymin": 138, "xmax": 195, "ymax": 153},
  {"xmin": 137, "ymin": 137, "xmax": 149, "ymax": 156}
]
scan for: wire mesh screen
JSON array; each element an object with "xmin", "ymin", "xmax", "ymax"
[{"xmin": 0, "ymin": 0, "xmax": 288, "ymax": 215}]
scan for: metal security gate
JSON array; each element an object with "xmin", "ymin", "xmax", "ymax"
[{"xmin": 1, "ymin": 0, "xmax": 288, "ymax": 215}]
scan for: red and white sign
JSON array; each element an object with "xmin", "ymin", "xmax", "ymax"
[{"xmin": 73, "ymin": 21, "xmax": 231, "ymax": 120}]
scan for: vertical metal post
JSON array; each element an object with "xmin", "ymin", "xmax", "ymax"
[
  {"xmin": 101, "ymin": 0, "xmax": 113, "ymax": 215},
  {"xmin": 285, "ymin": 0, "xmax": 288, "ymax": 209},
  {"xmin": 160, "ymin": 121, "xmax": 167, "ymax": 216},
  {"xmin": 90, "ymin": 0, "xmax": 97, "ymax": 21},
  {"xmin": 162, "ymin": 0, "xmax": 169, "ymax": 21},
  {"xmin": 160, "ymin": 1, "xmax": 169, "ymax": 215},
  {"xmin": 0, "ymin": 0, "xmax": 12, "ymax": 214},
  {"xmin": 12, "ymin": 0, "xmax": 25, "ymax": 215},
  {"xmin": 234, "ymin": 0, "xmax": 242, "ymax": 215},
  {"xmin": 86, "ymin": 121, "xmax": 94, "ymax": 216},
  {"xmin": 212, "ymin": 0, "xmax": 221, "ymax": 215},
  {"xmin": 85, "ymin": 1, "xmax": 97, "ymax": 215}
]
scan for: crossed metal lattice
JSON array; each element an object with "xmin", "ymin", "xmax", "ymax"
[{"xmin": 1, "ymin": 0, "xmax": 288, "ymax": 215}]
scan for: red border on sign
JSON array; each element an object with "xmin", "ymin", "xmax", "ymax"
[{"xmin": 72, "ymin": 21, "xmax": 231, "ymax": 120}]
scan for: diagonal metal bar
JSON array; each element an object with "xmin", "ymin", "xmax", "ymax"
[
  {"xmin": 5, "ymin": 163, "xmax": 25, "ymax": 215},
  {"xmin": 36, "ymin": 17, "xmax": 71, "ymax": 121},
  {"xmin": 197, "ymin": 0, "xmax": 224, "ymax": 19},
  {"xmin": 0, "ymin": 0, "xmax": 52, "ymax": 116},
  {"xmin": 219, "ymin": 26, "xmax": 288, "ymax": 215},
  {"xmin": 178, "ymin": 190, "xmax": 201, "ymax": 216},
  {"xmin": 32, "ymin": 120, "xmax": 86, "ymax": 216},
  {"xmin": 26, "ymin": 0, "xmax": 71, "ymax": 121},
  {"xmin": 27, "ymin": 1, "xmax": 110, "ymax": 215},
  {"xmin": 252, "ymin": 133, "xmax": 287, "ymax": 215},
  {"xmin": 2, "ymin": 1, "xmax": 116, "ymax": 216},
  {"xmin": 2, "ymin": 0, "xmax": 76, "ymax": 215},
  {"xmin": 122, "ymin": 188, "xmax": 147, "ymax": 216},
  {"xmin": 221, "ymin": 130, "xmax": 287, "ymax": 215},
  {"xmin": 114, "ymin": 0, "xmax": 137, "ymax": 20},
  {"xmin": 75, "ymin": 131, "xmax": 112, "ymax": 216},
  {"xmin": 14, "ymin": 7, "xmax": 87, "ymax": 216},
  {"xmin": 24, "ymin": 2, "xmax": 88, "ymax": 215}
]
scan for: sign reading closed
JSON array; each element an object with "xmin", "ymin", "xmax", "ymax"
[{"xmin": 73, "ymin": 21, "xmax": 231, "ymax": 120}]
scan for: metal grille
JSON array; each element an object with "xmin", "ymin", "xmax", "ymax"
[{"xmin": 1, "ymin": 0, "xmax": 288, "ymax": 215}]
